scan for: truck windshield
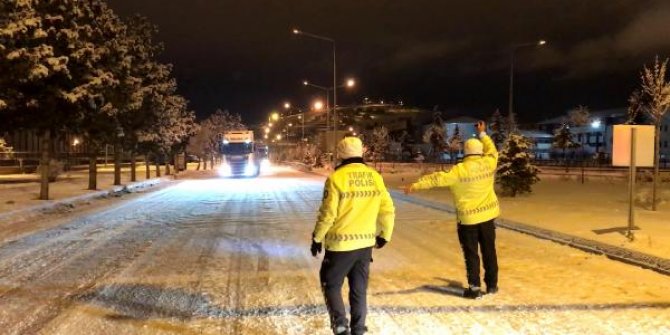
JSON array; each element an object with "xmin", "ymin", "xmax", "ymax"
[{"xmin": 221, "ymin": 143, "xmax": 253, "ymax": 155}]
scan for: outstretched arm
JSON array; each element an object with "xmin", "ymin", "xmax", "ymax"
[
  {"xmin": 407, "ymin": 168, "xmax": 458, "ymax": 193},
  {"xmin": 477, "ymin": 121, "xmax": 498, "ymax": 168}
]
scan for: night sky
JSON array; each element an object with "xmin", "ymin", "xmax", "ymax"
[{"xmin": 107, "ymin": 0, "xmax": 670, "ymax": 124}]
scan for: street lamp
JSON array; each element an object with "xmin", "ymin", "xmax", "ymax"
[
  {"xmin": 284, "ymin": 102, "xmax": 291, "ymax": 109},
  {"xmin": 303, "ymin": 78, "xmax": 357, "ymax": 134},
  {"xmin": 508, "ymin": 39, "xmax": 547, "ymax": 130},
  {"xmin": 313, "ymin": 100, "xmax": 324, "ymax": 111},
  {"xmin": 271, "ymin": 112, "xmax": 280, "ymax": 121}
]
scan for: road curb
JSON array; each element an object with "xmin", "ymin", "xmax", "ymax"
[
  {"xmin": 390, "ymin": 190, "xmax": 670, "ymax": 276},
  {"xmin": 0, "ymin": 177, "xmax": 170, "ymax": 223}
]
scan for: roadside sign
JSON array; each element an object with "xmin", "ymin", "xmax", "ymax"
[{"xmin": 612, "ymin": 125, "xmax": 655, "ymax": 167}]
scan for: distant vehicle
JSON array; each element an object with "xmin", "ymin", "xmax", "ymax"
[
  {"xmin": 219, "ymin": 130, "xmax": 260, "ymax": 177},
  {"xmin": 186, "ymin": 154, "xmax": 200, "ymax": 163},
  {"xmin": 255, "ymin": 144, "xmax": 271, "ymax": 170}
]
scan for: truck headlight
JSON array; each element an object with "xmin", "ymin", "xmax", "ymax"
[
  {"xmin": 219, "ymin": 163, "xmax": 232, "ymax": 177},
  {"xmin": 244, "ymin": 162, "xmax": 257, "ymax": 176}
]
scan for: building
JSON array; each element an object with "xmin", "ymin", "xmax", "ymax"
[
  {"xmin": 519, "ymin": 130, "xmax": 553, "ymax": 160},
  {"xmin": 661, "ymin": 115, "xmax": 670, "ymax": 160},
  {"xmin": 538, "ymin": 108, "xmax": 628, "ymax": 160}
]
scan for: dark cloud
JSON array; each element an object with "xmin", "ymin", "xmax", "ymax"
[
  {"xmin": 106, "ymin": 0, "xmax": 669, "ymax": 123},
  {"xmin": 527, "ymin": 1, "xmax": 670, "ymax": 77}
]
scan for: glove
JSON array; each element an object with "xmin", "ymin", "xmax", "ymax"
[
  {"xmin": 310, "ymin": 240, "xmax": 322, "ymax": 257},
  {"xmin": 375, "ymin": 236, "xmax": 388, "ymax": 249}
]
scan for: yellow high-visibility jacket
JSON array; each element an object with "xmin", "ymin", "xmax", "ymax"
[
  {"xmin": 410, "ymin": 133, "xmax": 500, "ymax": 225},
  {"xmin": 313, "ymin": 160, "xmax": 395, "ymax": 252}
]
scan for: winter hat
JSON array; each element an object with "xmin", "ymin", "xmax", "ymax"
[
  {"xmin": 337, "ymin": 136, "xmax": 363, "ymax": 159},
  {"xmin": 463, "ymin": 138, "xmax": 484, "ymax": 156}
]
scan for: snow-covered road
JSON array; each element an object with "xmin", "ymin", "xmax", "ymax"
[{"xmin": 0, "ymin": 167, "xmax": 668, "ymax": 335}]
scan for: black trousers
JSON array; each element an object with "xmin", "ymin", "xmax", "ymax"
[
  {"xmin": 457, "ymin": 220, "xmax": 498, "ymax": 289},
  {"xmin": 320, "ymin": 247, "xmax": 372, "ymax": 334}
]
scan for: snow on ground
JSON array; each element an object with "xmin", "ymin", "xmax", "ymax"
[
  {"xmin": 0, "ymin": 167, "xmax": 668, "ymax": 334},
  {"xmin": 378, "ymin": 166, "xmax": 670, "ymax": 260},
  {"xmin": 0, "ymin": 163, "xmax": 203, "ymax": 214}
]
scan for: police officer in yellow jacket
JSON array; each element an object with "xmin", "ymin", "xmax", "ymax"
[
  {"xmin": 405, "ymin": 121, "xmax": 499, "ymax": 299},
  {"xmin": 311, "ymin": 136, "xmax": 395, "ymax": 335}
]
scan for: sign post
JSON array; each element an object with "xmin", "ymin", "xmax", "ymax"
[
  {"xmin": 627, "ymin": 128, "xmax": 636, "ymax": 240},
  {"xmin": 613, "ymin": 125, "xmax": 655, "ymax": 241}
]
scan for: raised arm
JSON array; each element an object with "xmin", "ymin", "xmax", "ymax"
[{"xmin": 477, "ymin": 121, "xmax": 498, "ymax": 168}]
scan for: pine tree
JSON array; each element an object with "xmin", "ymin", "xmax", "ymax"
[
  {"xmin": 448, "ymin": 124, "xmax": 463, "ymax": 162},
  {"xmin": 497, "ymin": 134, "xmax": 540, "ymax": 197},
  {"xmin": 552, "ymin": 123, "xmax": 579, "ymax": 159},
  {"xmin": 489, "ymin": 109, "xmax": 507, "ymax": 148}
]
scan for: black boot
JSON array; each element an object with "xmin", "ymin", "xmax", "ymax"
[
  {"xmin": 351, "ymin": 326, "xmax": 368, "ymax": 335},
  {"xmin": 463, "ymin": 286, "xmax": 482, "ymax": 299},
  {"xmin": 333, "ymin": 325, "xmax": 351, "ymax": 335}
]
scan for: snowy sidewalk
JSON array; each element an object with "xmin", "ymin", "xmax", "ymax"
[
  {"xmin": 0, "ymin": 164, "xmax": 180, "ymax": 223},
  {"xmin": 380, "ymin": 170, "xmax": 670, "ymax": 260}
]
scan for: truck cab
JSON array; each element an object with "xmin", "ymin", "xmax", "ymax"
[{"xmin": 219, "ymin": 130, "xmax": 260, "ymax": 177}]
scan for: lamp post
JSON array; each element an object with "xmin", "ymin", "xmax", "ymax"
[
  {"xmin": 508, "ymin": 39, "xmax": 546, "ymax": 129},
  {"xmin": 293, "ymin": 28, "xmax": 337, "ymax": 159},
  {"xmin": 298, "ymin": 114, "xmax": 305, "ymax": 142}
]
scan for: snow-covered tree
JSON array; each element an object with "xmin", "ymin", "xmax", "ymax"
[
  {"xmin": 0, "ymin": 0, "xmax": 126, "ymax": 199},
  {"xmin": 367, "ymin": 126, "xmax": 389, "ymax": 163},
  {"xmin": 627, "ymin": 90, "xmax": 650, "ymax": 125},
  {"xmin": 422, "ymin": 112, "xmax": 447, "ymax": 162},
  {"xmin": 568, "ymin": 105, "xmax": 590, "ymax": 127},
  {"xmin": 506, "ymin": 111, "xmax": 519, "ymax": 135},
  {"xmin": 0, "ymin": 137, "xmax": 13, "ymax": 159},
  {"xmin": 448, "ymin": 124, "xmax": 463, "ymax": 162},
  {"xmin": 489, "ymin": 109, "xmax": 506, "ymax": 148},
  {"xmin": 552, "ymin": 123, "xmax": 580, "ymax": 159},
  {"xmin": 186, "ymin": 109, "xmax": 244, "ymax": 169},
  {"xmin": 630, "ymin": 56, "xmax": 670, "ymax": 210},
  {"xmin": 186, "ymin": 121, "xmax": 210, "ymax": 170},
  {"xmin": 568, "ymin": 105, "xmax": 590, "ymax": 158},
  {"xmin": 497, "ymin": 134, "xmax": 540, "ymax": 197}
]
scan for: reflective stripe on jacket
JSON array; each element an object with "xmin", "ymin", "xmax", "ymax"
[
  {"xmin": 313, "ymin": 160, "xmax": 395, "ymax": 252},
  {"xmin": 411, "ymin": 134, "xmax": 500, "ymax": 225}
]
